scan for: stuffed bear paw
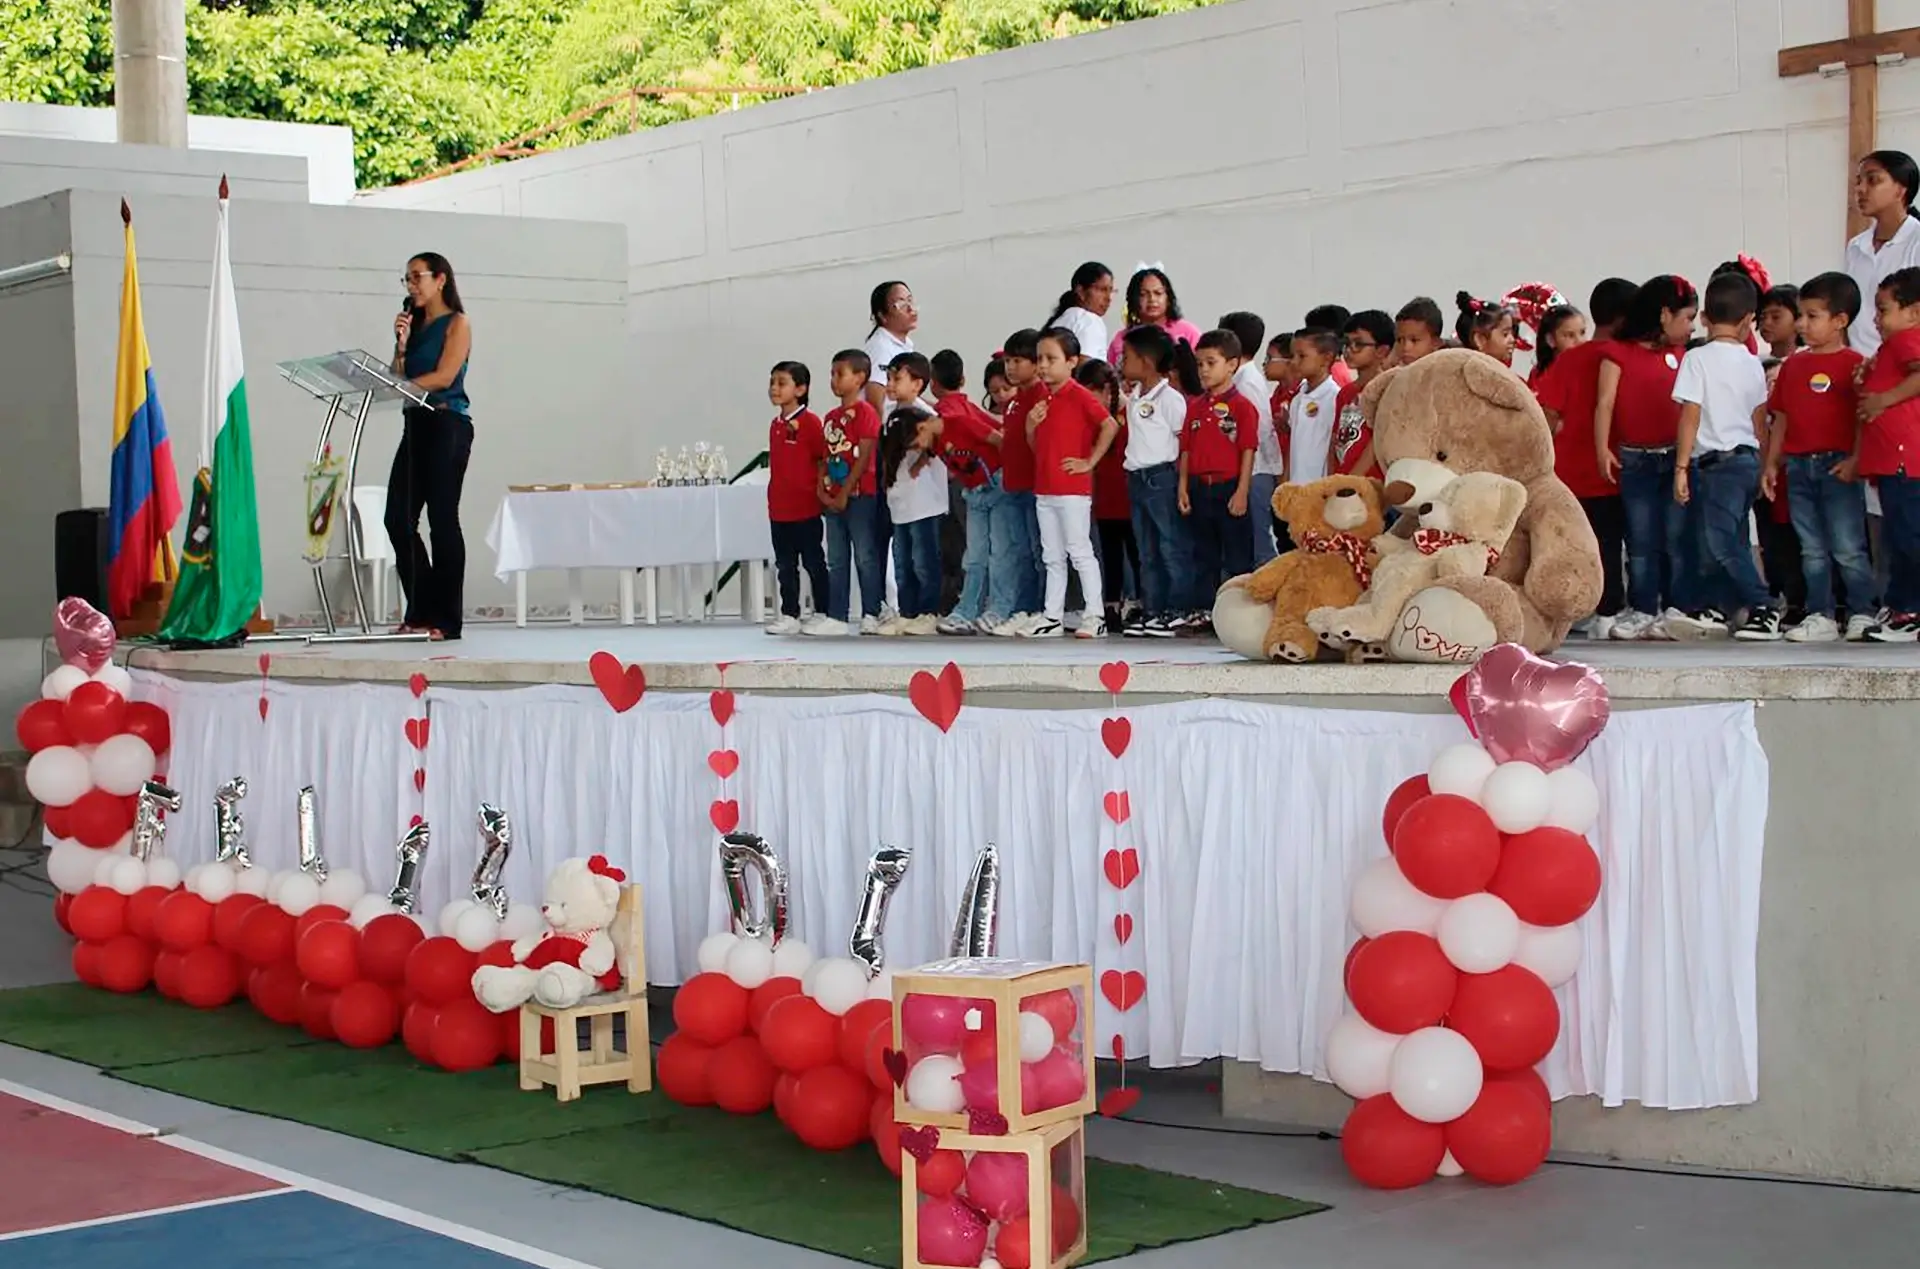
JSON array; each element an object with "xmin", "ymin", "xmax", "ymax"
[
  {"xmin": 1266, "ymin": 634, "xmax": 1315, "ymax": 663},
  {"xmin": 1308, "ymin": 604, "xmax": 1388, "ymax": 646},
  {"xmin": 472, "ymin": 964, "xmax": 537, "ymax": 1014},
  {"xmin": 1345, "ymin": 640, "xmax": 1390, "ymax": 664},
  {"xmin": 533, "ymin": 963, "xmax": 596, "ymax": 1009}
]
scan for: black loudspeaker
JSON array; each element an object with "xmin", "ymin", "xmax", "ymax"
[{"xmin": 54, "ymin": 508, "xmax": 110, "ymax": 611}]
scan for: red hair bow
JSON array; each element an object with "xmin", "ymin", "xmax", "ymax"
[
  {"xmin": 1738, "ymin": 253, "xmax": 1772, "ymax": 293},
  {"xmin": 587, "ymin": 854, "xmax": 627, "ymax": 883},
  {"xmin": 1502, "ymin": 282, "xmax": 1567, "ymax": 351}
]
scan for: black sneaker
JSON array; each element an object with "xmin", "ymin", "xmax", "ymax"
[
  {"xmin": 1734, "ymin": 607, "xmax": 1782, "ymax": 641},
  {"xmin": 1866, "ymin": 611, "xmax": 1920, "ymax": 643},
  {"xmin": 1140, "ymin": 614, "xmax": 1177, "ymax": 639},
  {"xmin": 1122, "ymin": 611, "xmax": 1149, "ymax": 638}
]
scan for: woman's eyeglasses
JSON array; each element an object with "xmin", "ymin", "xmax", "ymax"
[{"xmin": 402, "ymin": 271, "xmax": 433, "ymax": 284}]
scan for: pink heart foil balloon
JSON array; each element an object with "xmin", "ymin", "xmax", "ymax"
[
  {"xmin": 53, "ymin": 598, "xmax": 116, "ymax": 674},
  {"xmin": 1462, "ymin": 643, "xmax": 1610, "ymax": 771}
]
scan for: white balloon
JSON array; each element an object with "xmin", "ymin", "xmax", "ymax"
[
  {"xmin": 809, "ymin": 957, "xmax": 871, "ymax": 1017},
  {"xmin": 90, "ymin": 663, "xmax": 134, "ymax": 697},
  {"xmin": 25, "ymin": 746, "xmax": 93, "ymax": 807},
  {"xmin": 725, "ymin": 937, "xmax": 776, "ymax": 989},
  {"xmin": 697, "ymin": 931, "xmax": 740, "ymax": 975},
  {"xmin": 1513, "ymin": 921, "xmax": 1583, "ymax": 988},
  {"xmin": 41, "ymin": 665, "xmax": 89, "ymax": 702},
  {"xmin": 1479, "ymin": 762, "xmax": 1552, "ymax": 834},
  {"xmin": 184, "ymin": 863, "xmax": 209, "ymax": 892},
  {"xmin": 146, "ymin": 857, "xmax": 181, "ymax": 890},
  {"xmin": 1017, "ymin": 1012, "xmax": 1055, "ymax": 1064},
  {"xmin": 318, "ymin": 869, "xmax": 368, "ymax": 910},
  {"xmin": 277, "ymin": 873, "xmax": 321, "ymax": 917},
  {"xmin": 106, "ymin": 856, "xmax": 147, "ymax": 896},
  {"xmin": 905, "ymin": 1054, "xmax": 966, "ymax": 1114},
  {"xmin": 233, "ymin": 867, "xmax": 270, "ymax": 897},
  {"xmin": 501, "ymin": 902, "xmax": 545, "ymax": 941},
  {"xmin": 47, "ymin": 840, "xmax": 99, "ymax": 894},
  {"xmin": 106, "ymin": 833, "xmax": 133, "ymax": 856},
  {"xmin": 89, "ymin": 734, "xmax": 157, "ymax": 798},
  {"xmin": 1388, "ymin": 1027, "xmax": 1485, "ymax": 1124},
  {"xmin": 438, "ymin": 898, "xmax": 476, "ymax": 936},
  {"xmin": 867, "ymin": 968, "xmax": 896, "ymax": 1001},
  {"xmin": 1324, "ymin": 1014, "xmax": 1402, "ymax": 1100},
  {"xmin": 93, "ymin": 853, "xmax": 123, "ymax": 888},
  {"xmin": 1543, "ymin": 766, "xmax": 1601, "ymax": 834},
  {"xmin": 453, "ymin": 904, "xmax": 501, "ymax": 953},
  {"xmin": 1437, "ymin": 1149, "xmax": 1464, "ymax": 1178},
  {"xmin": 349, "ymin": 893, "xmax": 394, "ymax": 928},
  {"xmin": 770, "ymin": 937, "xmax": 816, "ymax": 980},
  {"xmin": 1437, "ymin": 893, "xmax": 1522, "ymax": 974},
  {"xmin": 1427, "ymin": 742, "xmax": 1497, "ymax": 802},
  {"xmin": 195, "ymin": 863, "xmax": 237, "ymax": 903},
  {"xmin": 1350, "ymin": 857, "xmax": 1448, "ymax": 937},
  {"xmin": 265, "ymin": 870, "xmax": 290, "ymax": 903}
]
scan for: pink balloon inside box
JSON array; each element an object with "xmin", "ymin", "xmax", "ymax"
[{"xmin": 901, "ymin": 1117, "xmax": 1087, "ymax": 1269}]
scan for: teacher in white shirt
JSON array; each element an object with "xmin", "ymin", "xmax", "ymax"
[
  {"xmin": 1846, "ymin": 150, "xmax": 1920, "ymax": 356},
  {"xmin": 1042, "ymin": 262, "xmax": 1113, "ymax": 363}
]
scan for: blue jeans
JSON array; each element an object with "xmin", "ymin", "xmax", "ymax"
[
  {"xmin": 1186, "ymin": 479, "xmax": 1254, "ymax": 598},
  {"xmin": 1784, "ymin": 454, "xmax": 1876, "ymax": 617},
  {"xmin": 1618, "ymin": 447, "xmax": 1695, "ymax": 614},
  {"xmin": 998, "ymin": 489, "xmax": 1040, "ymax": 614},
  {"xmin": 1127, "ymin": 463, "xmax": 1186, "ymax": 615},
  {"xmin": 953, "ymin": 476, "xmax": 1016, "ymax": 622},
  {"xmin": 1691, "ymin": 449, "xmax": 1770, "ymax": 614},
  {"xmin": 891, "ymin": 515, "xmax": 943, "ymax": 618},
  {"xmin": 824, "ymin": 495, "xmax": 883, "ymax": 621},
  {"xmin": 1879, "ymin": 473, "xmax": 1920, "ymax": 613},
  {"xmin": 1249, "ymin": 472, "xmax": 1279, "ymax": 566}
]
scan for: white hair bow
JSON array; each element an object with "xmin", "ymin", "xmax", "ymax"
[{"xmin": 1133, "ymin": 260, "xmax": 1165, "ymax": 275}]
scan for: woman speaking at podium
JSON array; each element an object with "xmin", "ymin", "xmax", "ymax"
[{"xmin": 386, "ymin": 252, "xmax": 473, "ymax": 641}]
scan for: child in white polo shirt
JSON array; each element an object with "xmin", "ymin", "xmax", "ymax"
[{"xmin": 1117, "ymin": 324, "xmax": 1194, "ymax": 636}]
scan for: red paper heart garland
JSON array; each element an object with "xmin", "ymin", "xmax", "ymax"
[
  {"xmin": 1098, "ymin": 660, "xmax": 1144, "ymax": 1111},
  {"xmin": 1101, "ymin": 717, "xmax": 1131, "ymax": 759},
  {"xmin": 709, "ymin": 668, "xmax": 743, "ymax": 839},
  {"xmin": 257, "ymin": 654, "xmax": 271, "ymax": 722},
  {"xmin": 709, "ymin": 799, "xmax": 740, "ymax": 834},
  {"xmin": 1102, "ymin": 791, "xmax": 1131, "ymax": 825},
  {"xmin": 589, "ymin": 651, "xmax": 646, "ymax": 713},
  {"xmin": 1098, "ymin": 1087, "xmax": 1143, "ymax": 1118},
  {"xmin": 1102, "ymin": 849, "xmax": 1140, "ymax": 890},
  {"xmin": 405, "ymin": 673, "xmax": 430, "ymax": 816},
  {"xmin": 404, "ymin": 718, "xmax": 430, "ymax": 750},
  {"xmin": 908, "ymin": 662, "xmax": 965, "ymax": 733},
  {"xmin": 709, "ymin": 688, "xmax": 735, "ymax": 726},
  {"xmin": 707, "ymin": 749, "xmax": 739, "ymax": 779},
  {"xmin": 1100, "ymin": 969, "xmax": 1146, "ymax": 1012}
]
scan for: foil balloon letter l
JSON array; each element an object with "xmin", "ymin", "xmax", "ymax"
[
  {"xmin": 130, "ymin": 780, "xmax": 181, "ymax": 862},
  {"xmin": 387, "ymin": 821, "xmax": 430, "ymax": 913},
  {"xmin": 948, "ymin": 842, "xmax": 1001, "ymax": 958},
  {"xmin": 295, "ymin": 786, "xmax": 328, "ymax": 882},
  {"xmin": 213, "ymin": 777, "xmax": 251, "ymax": 868},
  {"xmin": 718, "ymin": 832, "xmax": 789, "ymax": 945},
  {"xmin": 472, "ymin": 803, "xmax": 513, "ymax": 919},
  {"xmin": 849, "ymin": 845, "xmax": 911, "ymax": 977}
]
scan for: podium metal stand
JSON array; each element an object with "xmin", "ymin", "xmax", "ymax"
[{"xmin": 276, "ymin": 349, "xmax": 431, "ymax": 643}]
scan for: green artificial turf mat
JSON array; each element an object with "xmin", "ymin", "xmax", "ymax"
[{"xmin": 0, "ymin": 984, "xmax": 1326, "ymax": 1264}]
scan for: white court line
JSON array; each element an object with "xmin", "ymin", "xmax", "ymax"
[
  {"xmin": 0, "ymin": 1190, "xmax": 284, "ymax": 1243},
  {"xmin": 0, "ymin": 1079, "xmax": 606, "ymax": 1269}
]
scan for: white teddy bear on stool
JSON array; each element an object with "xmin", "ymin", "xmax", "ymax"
[{"xmin": 472, "ymin": 854, "xmax": 626, "ymax": 1013}]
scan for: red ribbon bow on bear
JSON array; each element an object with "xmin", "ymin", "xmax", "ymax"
[
  {"xmin": 587, "ymin": 854, "xmax": 627, "ymax": 883},
  {"xmin": 1412, "ymin": 527, "xmax": 1501, "ymax": 571},
  {"xmin": 1300, "ymin": 530, "xmax": 1374, "ymax": 588}
]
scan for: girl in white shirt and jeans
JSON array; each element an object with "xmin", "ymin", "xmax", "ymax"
[
  {"xmin": 1042, "ymin": 262, "xmax": 1114, "ymax": 368},
  {"xmin": 878, "ymin": 406, "xmax": 947, "ymax": 636}
]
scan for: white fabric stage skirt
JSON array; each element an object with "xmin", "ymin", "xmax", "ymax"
[{"xmin": 130, "ymin": 669, "xmax": 1766, "ymax": 1111}]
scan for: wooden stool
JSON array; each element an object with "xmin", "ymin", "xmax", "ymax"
[{"xmin": 518, "ymin": 884, "xmax": 652, "ymax": 1101}]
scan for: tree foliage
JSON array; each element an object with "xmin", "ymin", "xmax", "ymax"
[{"xmin": 1, "ymin": 0, "xmax": 1218, "ymax": 188}]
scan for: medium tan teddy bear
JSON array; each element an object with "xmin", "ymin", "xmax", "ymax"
[
  {"xmin": 1362, "ymin": 350, "xmax": 1602, "ymax": 660},
  {"xmin": 472, "ymin": 855, "xmax": 628, "ymax": 1012},
  {"xmin": 1308, "ymin": 471, "xmax": 1528, "ymax": 654},
  {"xmin": 1212, "ymin": 475, "xmax": 1389, "ymax": 662}
]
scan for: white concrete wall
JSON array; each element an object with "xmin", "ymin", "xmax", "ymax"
[
  {"xmin": 0, "ymin": 134, "xmax": 309, "ymax": 210},
  {"xmin": 0, "ymin": 102, "xmax": 356, "ymax": 203},
  {"xmin": 365, "ymin": 0, "xmax": 1920, "ymax": 462}
]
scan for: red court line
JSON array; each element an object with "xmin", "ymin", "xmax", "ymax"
[{"xmin": 0, "ymin": 1093, "xmax": 284, "ymax": 1236}]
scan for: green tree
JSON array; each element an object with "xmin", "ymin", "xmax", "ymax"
[{"xmin": 0, "ymin": 0, "xmax": 115, "ymax": 107}]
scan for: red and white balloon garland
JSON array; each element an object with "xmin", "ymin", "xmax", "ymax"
[{"xmin": 1330, "ymin": 644, "xmax": 1608, "ymax": 1189}]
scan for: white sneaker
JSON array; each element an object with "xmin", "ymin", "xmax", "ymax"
[
  {"xmin": 875, "ymin": 616, "xmax": 909, "ymax": 636},
  {"xmin": 858, "ymin": 614, "xmax": 882, "ymax": 636},
  {"xmin": 765, "ymin": 614, "xmax": 802, "ymax": 636},
  {"xmin": 990, "ymin": 612, "xmax": 1032, "ymax": 637},
  {"xmin": 1608, "ymin": 609, "xmax": 1654, "ymax": 641},
  {"xmin": 1021, "ymin": 616, "xmax": 1064, "ymax": 639},
  {"xmin": 1074, "ymin": 617, "xmax": 1107, "ymax": 640},
  {"xmin": 801, "ymin": 615, "xmax": 850, "ymax": 637},
  {"xmin": 976, "ymin": 614, "xmax": 1009, "ymax": 636},
  {"xmin": 905, "ymin": 614, "xmax": 940, "ymax": 636},
  {"xmin": 1784, "ymin": 612, "xmax": 1840, "ymax": 643},
  {"xmin": 936, "ymin": 615, "xmax": 976, "ymax": 635},
  {"xmin": 1847, "ymin": 611, "xmax": 1882, "ymax": 642}
]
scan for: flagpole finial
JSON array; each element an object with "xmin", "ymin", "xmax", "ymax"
[
  {"xmin": 120, "ymin": 198, "xmax": 131, "ymax": 227},
  {"xmin": 219, "ymin": 175, "xmax": 229, "ymax": 200}
]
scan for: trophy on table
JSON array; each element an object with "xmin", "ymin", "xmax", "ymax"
[
  {"xmin": 712, "ymin": 446, "xmax": 731, "ymax": 483},
  {"xmin": 654, "ymin": 447, "xmax": 673, "ymax": 487},
  {"xmin": 676, "ymin": 446, "xmax": 694, "ymax": 485},
  {"xmin": 693, "ymin": 442, "xmax": 713, "ymax": 485}
]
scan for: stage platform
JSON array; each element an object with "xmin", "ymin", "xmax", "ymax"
[{"xmin": 128, "ymin": 622, "xmax": 1920, "ymax": 701}]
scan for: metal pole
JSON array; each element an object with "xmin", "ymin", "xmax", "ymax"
[
  {"xmin": 0, "ymin": 253, "xmax": 72, "ymax": 293},
  {"xmin": 342, "ymin": 392, "xmax": 376, "ymax": 633},
  {"xmin": 112, "ymin": 0, "xmax": 188, "ymax": 148},
  {"xmin": 311, "ymin": 396, "xmax": 343, "ymax": 635}
]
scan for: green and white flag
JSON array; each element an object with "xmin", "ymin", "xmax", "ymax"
[{"xmin": 160, "ymin": 176, "xmax": 262, "ymax": 644}]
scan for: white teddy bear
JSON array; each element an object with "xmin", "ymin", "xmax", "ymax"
[{"xmin": 471, "ymin": 854, "xmax": 627, "ymax": 1013}]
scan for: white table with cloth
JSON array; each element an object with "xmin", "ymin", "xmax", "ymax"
[{"xmin": 485, "ymin": 485, "xmax": 772, "ymax": 625}]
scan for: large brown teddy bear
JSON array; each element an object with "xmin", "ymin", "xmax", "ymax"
[
  {"xmin": 1212, "ymin": 475, "xmax": 1388, "ymax": 662},
  {"xmin": 1363, "ymin": 350, "xmax": 1601, "ymax": 660}
]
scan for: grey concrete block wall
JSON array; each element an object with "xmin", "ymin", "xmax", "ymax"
[{"xmin": 0, "ymin": 134, "xmax": 308, "ymax": 211}]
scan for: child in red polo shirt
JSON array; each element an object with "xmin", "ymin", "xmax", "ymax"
[
  {"xmin": 1077, "ymin": 358, "xmax": 1138, "ymax": 633},
  {"xmin": 764, "ymin": 360, "xmax": 828, "ymax": 636},
  {"xmin": 989, "ymin": 329, "xmax": 1046, "ymax": 632},
  {"xmin": 1020, "ymin": 327, "xmax": 1118, "ymax": 638},
  {"xmin": 1179, "ymin": 329, "xmax": 1258, "ymax": 598},
  {"xmin": 930, "ymin": 349, "xmax": 1008, "ymax": 634},
  {"xmin": 1761, "ymin": 272, "xmax": 1876, "ymax": 642},
  {"xmin": 1856, "ymin": 267, "xmax": 1920, "ymax": 640},
  {"xmin": 1331, "ymin": 310, "xmax": 1393, "ymax": 478},
  {"xmin": 814, "ymin": 349, "xmax": 884, "ymax": 635}
]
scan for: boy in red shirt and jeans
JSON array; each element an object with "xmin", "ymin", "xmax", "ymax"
[
  {"xmin": 764, "ymin": 360, "xmax": 828, "ymax": 635},
  {"xmin": 815, "ymin": 350, "xmax": 884, "ymax": 635},
  {"xmin": 930, "ymin": 349, "xmax": 1009, "ymax": 634},
  {"xmin": 1179, "ymin": 330, "xmax": 1258, "ymax": 602},
  {"xmin": 1856, "ymin": 266, "xmax": 1920, "ymax": 640}
]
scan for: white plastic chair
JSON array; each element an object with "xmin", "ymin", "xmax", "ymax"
[{"xmin": 349, "ymin": 486, "xmax": 400, "ymax": 624}]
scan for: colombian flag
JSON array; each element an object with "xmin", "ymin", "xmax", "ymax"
[{"xmin": 106, "ymin": 200, "xmax": 183, "ymax": 620}]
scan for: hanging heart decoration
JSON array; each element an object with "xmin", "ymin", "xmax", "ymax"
[
  {"xmin": 588, "ymin": 652, "xmax": 646, "ymax": 713},
  {"xmin": 907, "ymin": 662, "xmax": 965, "ymax": 733}
]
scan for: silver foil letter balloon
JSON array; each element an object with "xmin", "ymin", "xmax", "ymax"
[
  {"xmin": 387, "ymin": 820, "xmax": 430, "ymax": 913},
  {"xmin": 719, "ymin": 832, "xmax": 789, "ymax": 945},
  {"xmin": 471, "ymin": 803, "xmax": 513, "ymax": 919},
  {"xmin": 296, "ymin": 786, "xmax": 328, "ymax": 882},
  {"xmin": 848, "ymin": 845, "xmax": 912, "ymax": 977},
  {"xmin": 948, "ymin": 842, "xmax": 1001, "ymax": 958},
  {"xmin": 213, "ymin": 777, "xmax": 251, "ymax": 868},
  {"xmin": 130, "ymin": 780, "xmax": 182, "ymax": 862}
]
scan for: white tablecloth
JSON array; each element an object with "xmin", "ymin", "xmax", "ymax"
[{"xmin": 486, "ymin": 486, "xmax": 773, "ymax": 579}]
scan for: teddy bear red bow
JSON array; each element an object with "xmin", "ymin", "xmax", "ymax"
[{"xmin": 471, "ymin": 854, "xmax": 627, "ymax": 1013}]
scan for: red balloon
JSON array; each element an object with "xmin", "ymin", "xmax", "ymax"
[
  {"xmin": 433, "ymin": 999, "xmax": 504, "ymax": 1071},
  {"xmin": 96, "ymin": 934, "xmax": 155, "ymax": 993},
  {"xmin": 252, "ymin": 961, "xmax": 304, "ymax": 1024},
  {"xmin": 235, "ymin": 903, "xmax": 296, "ymax": 967},
  {"xmin": 122, "ymin": 702, "xmax": 172, "ymax": 756},
  {"xmin": 16, "ymin": 698, "xmax": 73, "ymax": 752},
  {"xmin": 871, "ymin": 1095, "xmax": 901, "ymax": 1175},
  {"xmin": 68, "ymin": 887, "xmax": 128, "ymax": 942},
  {"xmin": 1444, "ymin": 1078, "xmax": 1552, "ymax": 1184},
  {"xmin": 72, "ymin": 940, "xmax": 104, "ymax": 987},
  {"xmin": 152, "ymin": 890, "xmax": 214, "ymax": 952},
  {"xmin": 773, "ymin": 1071, "xmax": 799, "ymax": 1125},
  {"xmin": 475, "ymin": 939, "xmax": 517, "ymax": 970},
  {"xmin": 44, "ymin": 803, "xmax": 74, "ymax": 840},
  {"xmin": 300, "ymin": 982, "xmax": 339, "ymax": 1038},
  {"xmin": 68, "ymin": 789, "xmax": 133, "ymax": 848},
  {"xmin": 1382, "ymin": 774, "xmax": 1433, "ymax": 847},
  {"xmin": 1392, "ymin": 794, "xmax": 1501, "ymax": 899},
  {"xmin": 1341, "ymin": 1093, "xmax": 1447, "ymax": 1189},
  {"xmin": 62, "ymin": 681, "xmax": 127, "ymax": 745},
  {"xmin": 1446, "ymin": 965, "xmax": 1560, "ymax": 1072},
  {"xmin": 177, "ymin": 945, "xmax": 241, "ymax": 1008},
  {"xmin": 1022, "ymin": 989, "xmax": 1074, "ymax": 1044},
  {"xmin": 52, "ymin": 891, "xmax": 73, "ymax": 936},
  {"xmin": 1343, "ymin": 936, "xmax": 1371, "ymax": 995},
  {"xmin": 402, "ymin": 1001, "xmax": 441, "ymax": 1063},
  {"xmin": 500, "ymin": 1010, "xmax": 554, "ymax": 1060},
  {"xmin": 837, "ymin": 999, "xmax": 893, "ymax": 1070},
  {"xmin": 404, "ymin": 936, "xmax": 478, "ymax": 1007},
  {"xmin": 1490, "ymin": 1066, "xmax": 1551, "ymax": 1112},
  {"xmin": 294, "ymin": 904, "xmax": 351, "ymax": 944},
  {"xmin": 708, "ymin": 1035, "xmax": 778, "ymax": 1113},
  {"xmin": 155, "ymin": 949, "xmax": 185, "ymax": 999},
  {"xmin": 1346, "ymin": 931, "xmax": 1458, "ymax": 1034},
  {"xmin": 960, "ymin": 1028, "xmax": 997, "ymax": 1072},
  {"xmin": 1489, "ymin": 827, "xmax": 1602, "ymax": 927},
  {"xmin": 915, "ymin": 1147, "xmax": 966, "ymax": 1197},
  {"xmin": 788, "ymin": 1063, "xmax": 871, "ymax": 1150},
  {"xmin": 211, "ymin": 894, "xmax": 263, "ymax": 953},
  {"xmin": 295, "ymin": 920, "xmax": 360, "ymax": 990},
  {"xmin": 747, "ymin": 975, "xmax": 802, "ymax": 1034},
  {"xmin": 656, "ymin": 1032, "xmax": 715, "ymax": 1106},
  {"xmin": 332, "ymin": 981, "xmax": 401, "ymax": 1048},
  {"xmin": 864, "ymin": 1023, "xmax": 894, "ymax": 1091},
  {"xmin": 673, "ymin": 972, "xmax": 750, "ymax": 1046},
  {"xmin": 759, "ymin": 994, "xmax": 838, "ymax": 1075},
  {"xmin": 360, "ymin": 914, "xmax": 427, "ymax": 985},
  {"xmin": 995, "ymin": 1192, "xmax": 1081, "ymax": 1269}
]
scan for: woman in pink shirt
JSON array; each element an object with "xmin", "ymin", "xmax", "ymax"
[{"xmin": 1107, "ymin": 266, "xmax": 1205, "ymax": 368}]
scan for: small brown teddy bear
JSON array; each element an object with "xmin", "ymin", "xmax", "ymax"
[{"xmin": 1213, "ymin": 475, "xmax": 1389, "ymax": 662}]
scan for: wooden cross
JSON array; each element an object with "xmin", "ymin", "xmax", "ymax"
[{"xmin": 1779, "ymin": 0, "xmax": 1920, "ymax": 235}]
